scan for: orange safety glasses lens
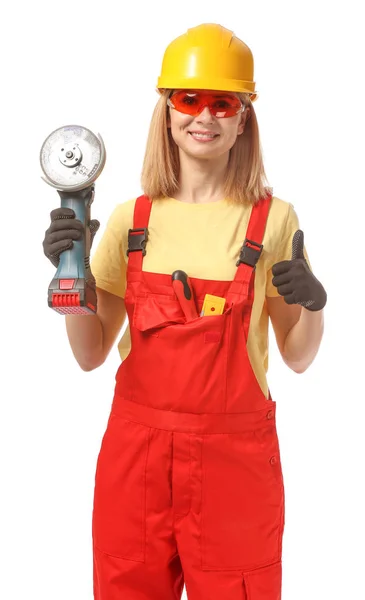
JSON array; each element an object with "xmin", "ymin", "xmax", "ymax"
[{"xmin": 168, "ymin": 90, "xmax": 244, "ymax": 118}]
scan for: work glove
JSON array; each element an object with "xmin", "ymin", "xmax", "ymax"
[
  {"xmin": 43, "ymin": 186, "xmax": 100, "ymax": 268},
  {"xmin": 271, "ymin": 230, "xmax": 327, "ymax": 311}
]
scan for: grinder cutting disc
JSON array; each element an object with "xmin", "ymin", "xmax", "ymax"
[{"xmin": 40, "ymin": 125, "xmax": 106, "ymax": 192}]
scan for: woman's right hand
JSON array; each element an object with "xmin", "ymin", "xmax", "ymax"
[
  {"xmin": 43, "ymin": 208, "xmax": 100, "ymax": 267},
  {"xmin": 43, "ymin": 207, "xmax": 84, "ymax": 267}
]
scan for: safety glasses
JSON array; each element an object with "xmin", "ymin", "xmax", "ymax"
[{"xmin": 167, "ymin": 90, "xmax": 244, "ymax": 118}]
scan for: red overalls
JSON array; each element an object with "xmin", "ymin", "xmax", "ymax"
[{"xmin": 92, "ymin": 193, "xmax": 285, "ymax": 600}]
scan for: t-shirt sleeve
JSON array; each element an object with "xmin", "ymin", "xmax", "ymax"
[
  {"xmin": 90, "ymin": 204, "xmax": 127, "ymax": 298},
  {"xmin": 266, "ymin": 203, "xmax": 311, "ymax": 297}
]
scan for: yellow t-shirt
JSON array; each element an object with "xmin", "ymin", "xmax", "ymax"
[{"xmin": 91, "ymin": 195, "xmax": 309, "ymax": 398}]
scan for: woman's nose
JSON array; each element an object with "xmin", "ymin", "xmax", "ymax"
[{"xmin": 195, "ymin": 105, "xmax": 214, "ymax": 123}]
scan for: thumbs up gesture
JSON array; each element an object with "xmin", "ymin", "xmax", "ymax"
[{"xmin": 271, "ymin": 230, "xmax": 327, "ymax": 311}]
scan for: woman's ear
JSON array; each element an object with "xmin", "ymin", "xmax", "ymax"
[
  {"xmin": 237, "ymin": 106, "xmax": 250, "ymax": 135},
  {"xmin": 166, "ymin": 90, "xmax": 173, "ymax": 128}
]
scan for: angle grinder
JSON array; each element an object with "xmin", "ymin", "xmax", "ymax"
[{"xmin": 40, "ymin": 125, "xmax": 106, "ymax": 314}]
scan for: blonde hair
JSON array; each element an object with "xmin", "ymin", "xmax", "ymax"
[{"xmin": 141, "ymin": 90, "xmax": 272, "ymax": 205}]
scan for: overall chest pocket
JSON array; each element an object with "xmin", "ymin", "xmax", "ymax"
[
  {"xmin": 133, "ymin": 294, "xmax": 186, "ymax": 332},
  {"xmin": 129, "ymin": 292, "xmax": 233, "ymax": 412},
  {"xmin": 132, "ymin": 292, "xmax": 233, "ymax": 333}
]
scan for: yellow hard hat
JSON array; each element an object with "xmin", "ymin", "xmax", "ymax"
[{"xmin": 157, "ymin": 23, "xmax": 258, "ymax": 101}]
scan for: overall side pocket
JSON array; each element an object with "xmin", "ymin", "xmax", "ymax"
[
  {"xmin": 92, "ymin": 414, "xmax": 150, "ymax": 562},
  {"xmin": 200, "ymin": 431, "xmax": 284, "ymax": 571},
  {"xmin": 242, "ymin": 561, "xmax": 282, "ymax": 599}
]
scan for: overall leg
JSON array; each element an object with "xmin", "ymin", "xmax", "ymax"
[
  {"xmin": 173, "ymin": 431, "xmax": 284, "ymax": 600},
  {"xmin": 92, "ymin": 415, "xmax": 184, "ymax": 599}
]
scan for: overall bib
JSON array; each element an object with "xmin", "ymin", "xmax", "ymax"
[{"xmin": 92, "ymin": 193, "xmax": 285, "ymax": 600}]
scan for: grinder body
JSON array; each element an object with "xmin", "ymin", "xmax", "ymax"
[{"xmin": 40, "ymin": 124, "xmax": 106, "ymax": 314}]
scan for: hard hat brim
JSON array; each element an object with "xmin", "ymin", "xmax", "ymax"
[{"xmin": 157, "ymin": 79, "xmax": 258, "ymax": 102}]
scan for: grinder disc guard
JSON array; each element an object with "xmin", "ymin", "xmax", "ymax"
[{"xmin": 40, "ymin": 125, "xmax": 106, "ymax": 192}]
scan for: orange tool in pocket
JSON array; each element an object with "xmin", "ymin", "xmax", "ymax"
[{"xmin": 171, "ymin": 270, "xmax": 199, "ymax": 322}]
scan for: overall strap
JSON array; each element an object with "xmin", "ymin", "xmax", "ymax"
[
  {"xmin": 227, "ymin": 193, "xmax": 272, "ymax": 302},
  {"xmin": 126, "ymin": 195, "xmax": 152, "ymax": 276},
  {"xmin": 126, "ymin": 193, "xmax": 272, "ymax": 294}
]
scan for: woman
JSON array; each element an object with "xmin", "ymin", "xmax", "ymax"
[{"xmin": 43, "ymin": 23, "xmax": 326, "ymax": 600}]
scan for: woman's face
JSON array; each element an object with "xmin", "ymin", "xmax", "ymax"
[{"xmin": 167, "ymin": 89, "xmax": 249, "ymax": 161}]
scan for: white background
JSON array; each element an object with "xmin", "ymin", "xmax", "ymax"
[{"xmin": 1, "ymin": 1, "xmax": 364, "ymax": 598}]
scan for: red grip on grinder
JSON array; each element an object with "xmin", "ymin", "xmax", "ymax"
[{"xmin": 171, "ymin": 270, "xmax": 198, "ymax": 321}]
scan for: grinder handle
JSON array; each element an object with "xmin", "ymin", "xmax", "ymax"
[
  {"xmin": 55, "ymin": 188, "xmax": 94, "ymax": 281},
  {"xmin": 48, "ymin": 187, "xmax": 96, "ymax": 314}
]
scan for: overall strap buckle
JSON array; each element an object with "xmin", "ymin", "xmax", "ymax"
[
  {"xmin": 236, "ymin": 238, "xmax": 263, "ymax": 268},
  {"xmin": 127, "ymin": 227, "xmax": 149, "ymax": 257}
]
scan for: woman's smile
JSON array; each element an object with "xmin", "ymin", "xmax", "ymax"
[{"xmin": 188, "ymin": 130, "xmax": 220, "ymax": 142}]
